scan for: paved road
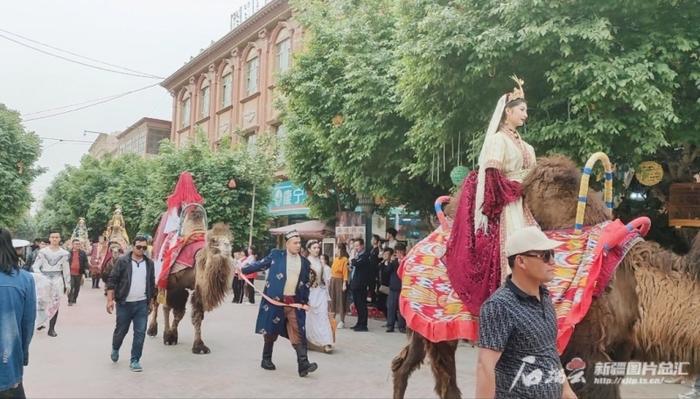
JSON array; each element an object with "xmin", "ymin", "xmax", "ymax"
[{"xmin": 22, "ymin": 280, "xmax": 690, "ymax": 398}]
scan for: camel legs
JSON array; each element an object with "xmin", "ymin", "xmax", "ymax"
[
  {"xmin": 147, "ymin": 299, "xmax": 159, "ymax": 337},
  {"xmin": 391, "ymin": 330, "xmax": 427, "ymax": 399},
  {"xmin": 190, "ymin": 289, "xmax": 210, "ymax": 354},
  {"xmin": 163, "ymin": 288, "xmax": 188, "ymax": 346},
  {"xmin": 427, "ymin": 340, "xmax": 461, "ymax": 399}
]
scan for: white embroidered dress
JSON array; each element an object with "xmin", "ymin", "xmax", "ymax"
[
  {"xmin": 306, "ymin": 256, "xmax": 334, "ymax": 348},
  {"xmin": 477, "ymin": 128, "xmax": 538, "ymax": 279}
]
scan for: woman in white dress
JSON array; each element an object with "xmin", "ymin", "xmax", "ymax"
[{"xmin": 305, "ymin": 240, "xmax": 334, "ymax": 353}]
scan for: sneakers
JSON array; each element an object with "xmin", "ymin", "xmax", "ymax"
[
  {"xmin": 336, "ymin": 321, "xmax": 344, "ymax": 329},
  {"xmin": 130, "ymin": 360, "xmax": 143, "ymax": 372},
  {"xmin": 110, "ymin": 349, "xmax": 119, "ymax": 363}
]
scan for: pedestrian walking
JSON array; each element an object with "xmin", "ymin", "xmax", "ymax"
[
  {"xmin": 240, "ymin": 230, "xmax": 318, "ymax": 377},
  {"xmin": 31, "ymin": 231, "xmax": 70, "ymax": 337},
  {"xmin": 106, "ymin": 236, "xmax": 156, "ymax": 372},
  {"xmin": 67, "ymin": 239, "xmax": 89, "ymax": 305},
  {"xmin": 0, "ymin": 228, "xmax": 37, "ymax": 399},
  {"xmin": 329, "ymin": 243, "xmax": 349, "ymax": 329},
  {"xmin": 475, "ymin": 226, "xmax": 577, "ymax": 399},
  {"xmin": 350, "ymin": 238, "xmax": 371, "ymax": 332},
  {"xmin": 305, "ymin": 240, "xmax": 334, "ymax": 353}
]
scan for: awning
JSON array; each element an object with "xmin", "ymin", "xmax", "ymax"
[{"xmin": 269, "ymin": 220, "xmax": 333, "ymax": 239}]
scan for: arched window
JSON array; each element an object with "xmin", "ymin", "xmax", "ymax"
[
  {"xmin": 245, "ymin": 48, "xmax": 259, "ymax": 96},
  {"xmin": 220, "ymin": 64, "xmax": 233, "ymax": 108},
  {"xmin": 275, "ymin": 29, "xmax": 291, "ymax": 74},
  {"xmin": 199, "ymin": 78, "xmax": 210, "ymax": 119}
]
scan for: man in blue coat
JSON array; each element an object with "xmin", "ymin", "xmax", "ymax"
[{"xmin": 240, "ymin": 230, "xmax": 318, "ymax": 377}]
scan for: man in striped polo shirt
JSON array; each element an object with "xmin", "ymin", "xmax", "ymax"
[{"xmin": 475, "ymin": 226, "xmax": 577, "ymax": 399}]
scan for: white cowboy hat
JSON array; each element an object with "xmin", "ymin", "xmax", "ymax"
[
  {"xmin": 505, "ymin": 226, "xmax": 564, "ymax": 257},
  {"xmin": 12, "ymin": 239, "xmax": 31, "ymax": 248}
]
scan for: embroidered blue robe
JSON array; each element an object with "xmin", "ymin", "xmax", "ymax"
[{"xmin": 241, "ymin": 249, "xmax": 311, "ymax": 340}]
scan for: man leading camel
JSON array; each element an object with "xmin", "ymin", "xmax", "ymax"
[
  {"xmin": 240, "ymin": 230, "xmax": 318, "ymax": 377},
  {"xmin": 476, "ymin": 226, "xmax": 577, "ymax": 399}
]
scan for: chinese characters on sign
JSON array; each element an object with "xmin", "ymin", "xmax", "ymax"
[
  {"xmin": 269, "ymin": 181, "xmax": 309, "ymax": 216},
  {"xmin": 230, "ymin": 0, "xmax": 273, "ymax": 29}
]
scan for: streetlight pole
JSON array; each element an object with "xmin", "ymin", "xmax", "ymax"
[{"xmin": 248, "ymin": 184, "xmax": 256, "ymax": 249}]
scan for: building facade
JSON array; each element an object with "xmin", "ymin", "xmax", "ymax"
[
  {"xmin": 116, "ymin": 117, "xmax": 171, "ymax": 157},
  {"xmin": 87, "ymin": 133, "xmax": 119, "ymax": 160},
  {"xmin": 161, "ymin": 0, "xmax": 301, "ymax": 155}
]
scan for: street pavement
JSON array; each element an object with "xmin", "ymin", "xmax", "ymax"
[{"xmin": 23, "ymin": 280, "xmax": 690, "ymax": 398}]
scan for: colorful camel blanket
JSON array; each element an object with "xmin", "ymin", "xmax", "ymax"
[
  {"xmin": 399, "ymin": 220, "xmax": 643, "ymax": 353},
  {"xmin": 157, "ymin": 232, "xmax": 205, "ymax": 289}
]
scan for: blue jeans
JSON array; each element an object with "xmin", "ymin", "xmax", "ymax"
[{"xmin": 112, "ymin": 300, "xmax": 148, "ymax": 363}]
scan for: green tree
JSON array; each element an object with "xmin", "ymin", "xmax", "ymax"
[
  {"xmin": 141, "ymin": 137, "xmax": 274, "ymax": 247},
  {"xmin": 395, "ymin": 0, "xmax": 699, "ymax": 178},
  {"xmin": 36, "ymin": 135, "xmax": 274, "ymax": 249},
  {"xmin": 36, "ymin": 154, "xmax": 151, "ymax": 239},
  {"xmin": 278, "ymin": 0, "xmax": 443, "ymax": 220},
  {"xmin": 0, "ymin": 103, "xmax": 44, "ymax": 227}
]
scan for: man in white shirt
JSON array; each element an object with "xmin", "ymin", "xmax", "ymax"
[{"xmin": 106, "ymin": 236, "xmax": 155, "ymax": 372}]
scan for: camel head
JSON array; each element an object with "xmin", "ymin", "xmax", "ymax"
[
  {"xmin": 207, "ymin": 223, "xmax": 232, "ymax": 258},
  {"xmin": 181, "ymin": 205, "xmax": 207, "ymax": 236},
  {"xmin": 521, "ymin": 155, "xmax": 610, "ymax": 230}
]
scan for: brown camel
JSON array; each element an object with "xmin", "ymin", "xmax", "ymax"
[
  {"xmin": 147, "ymin": 221, "xmax": 233, "ymax": 354},
  {"xmin": 392, "ymin": 155, "xmax": 700, "ymax": 399}
]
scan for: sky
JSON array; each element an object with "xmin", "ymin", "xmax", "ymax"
[{"xmin": 0, "ymin": 0, "xmax": 249, "ymax": 211}]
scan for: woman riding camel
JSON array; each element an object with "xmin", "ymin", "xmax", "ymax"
[{"xmin": 445, "ymin": 76, "xmax": 538, "ymax": 316}]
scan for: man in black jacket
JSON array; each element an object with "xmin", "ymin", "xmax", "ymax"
[
  {"xmin": 106, "ymin": 236, "xmax": 155, "ymax": 372},
  {"xmin": 386, "ymin": 244, "xmax": 406, "ymax": 333},
  {"xmin": 350, "ymin": 238, "xmax": 371, "ymax": 332},
  {"xmin": 67, "ymin": 239, "xmax": 89, "ymax": 305}
]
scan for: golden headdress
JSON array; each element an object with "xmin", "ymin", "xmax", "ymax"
[{"xmin": 507, "ymin": 75, "xmax": 525, "ymax": 102}]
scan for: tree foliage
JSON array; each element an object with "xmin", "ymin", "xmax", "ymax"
[
  {"xmin": 279, "ymin": 0, "xmax": 443, "ymax": 219},
  {"xmin": 0, "ymin": 103, "xmax": 43, "ymax": 227},
  {"xmin": 281, "ymin": 0, "xmax": 699, "ymax": 223},
  {"xmin": 35, "ymin": 136, "xmax": 273, "ymax": 248},
  {"xmin": 395, "ymin": 0, "xmax": 700, "ymax": 177}
]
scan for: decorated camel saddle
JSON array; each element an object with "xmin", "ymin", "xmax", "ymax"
[
  {"xmin": 399, "ymin": 152, "xmax": 651, "ymax": 353},
  {"xmin": 105, "ymin": 205, "xmax": 130, "ymax": 251},
  {"xmin": 98, "ymin": 206, "xmax": 130, "ymax": 281},
  {"xmin": 68, "ymin": 217, "xmax": 91, "ymax": 252},
  {"xmin": 152, "ymin": 172, "xmax": 206, "ymax": 299}
]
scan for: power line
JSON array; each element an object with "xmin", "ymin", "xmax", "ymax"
[
  {"xmin": 0, "ymin": 31, "xmax": 163, "ymax": 79},
  {"xmin": 25, "ymin": 84, "xmax": 158, "ymax": 116},
  {"xmin": 23, "ymin": 83, "xmax": 160, "ymax": 122},
  {"xmin": 0, "ymin": 28, "xmax": 164, "ymax": 79},
  {"xmin": 39, "ymin": 136, "xmax": 94, "ymax": 144}
]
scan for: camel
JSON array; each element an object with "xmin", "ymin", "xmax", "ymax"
[
  {"xmin": 147, "ymin": 217, "xmax": 233, "ymax": 355},
  {"xmin": 392, "ymin": 155, "xmax": 700, "ymax": 399}
]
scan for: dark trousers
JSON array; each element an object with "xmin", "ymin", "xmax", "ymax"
[
  {"xmin": 92, "ymin": 275, "xmax": 100, "ymax": 288},
  {"xmin": 387, "ymin": 289, "xmax": 405, "ymax": 329},
  {"xmin": 112, "ymin": 300, "xmax": 148, "ymax": 363},
  {"xmin": 68, "ymin": 275, "xmax": 82, "ymax": 303},
  {"xmin": 376, "ymin": 292, "xmax": 388, "ymax": 317},
  {"xmin": 245, "ymin": 284, "xmax": 255, "ymax": 304},
  {"xmin": 352, "ymin": 288, "xmax": 368, "ymax": 328},
  {"xmin": 232, "ymin": 276, "xmax": 244, "ymax": 303},
  {"xmin": 0, "ymin": 383, "xmax": 25, "ymax": 399}
]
